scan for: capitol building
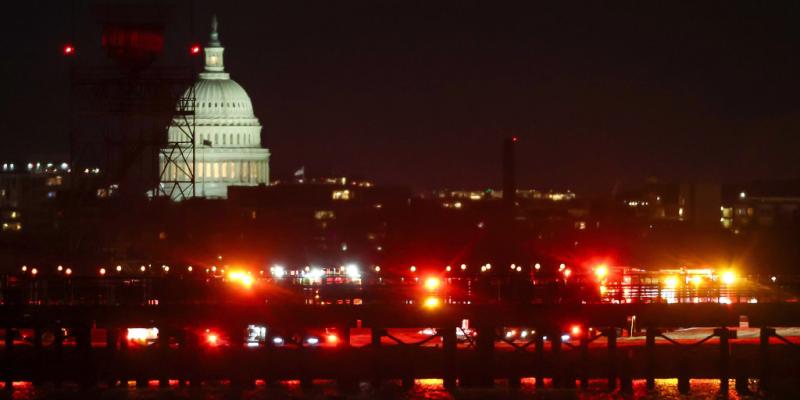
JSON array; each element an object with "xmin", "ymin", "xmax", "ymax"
[{"xmin": 160, "ymin": 17, "xmax": 270, "ymax": 199}]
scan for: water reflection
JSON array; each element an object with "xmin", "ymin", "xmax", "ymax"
[{"xmin": 0, "ymin": 378, "xmax": 767, "ymax": 399}]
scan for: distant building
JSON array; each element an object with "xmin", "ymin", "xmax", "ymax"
[
  {"xmin": 721, "ymin": 181, "xmax": 800, "ymax": 230},
  {"xmin": 617, "ymin": 179, "xmax": 679, "ymax": 221},
  {"xmin": 159, "ymin": 16, "xmax": 270, "ymax": 200},
  {"xmin": 227, "ymin": 178, "xmax": 410, "ymax": 262},
  {"xmin": 617, "ymin": 180, "xmax": 722, "ymax": 226},
  {"xmin": 678, "ymin": 183, "xmax": 722, "ymax": 227},
  {"xmin": 0, "ymin": 161, "xmax": 69, "ymax": 232},
  {"xmin": 229, "ymin": 178, "xmax": 409, "ymax": 211},
  {"xmin": 427, "ymin": 188, "xmax": 576, "ymax": 208}
]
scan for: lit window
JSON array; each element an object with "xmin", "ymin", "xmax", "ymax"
[
  {"xmin": 721, "ymin": 207, "xmax": 733, "ymax": 218},
  {"xmin": 45, "ymin": 176, "xmax": 63, "ymax": 186},
  {"xmin": 222, "ymin": 162, "xmax": 227, "ymax": 178},
  {"xmin": 198, "ymin": 162, "xmax": 203, "ymax": 178},
  {"xmin": 2, "ymin": 222, "xmax": 21, "ymax": 232},
  {"xmin": 332, "ymin": 190, "xmax": 352, "ymax": 200},
  {"xmin": 314, "ymin": 210, "xmax": 335, "ymax": 220},
  {"xmin": 205, "ymin": 162, "xmax": 211, "ymax": 178},
  {"xmin": 230, "ymin": 162, "xmax": 235, "ymax": 178},
  {"xmin": 213, "ymin": 162, "xmax": 219, "ymax": 178}
]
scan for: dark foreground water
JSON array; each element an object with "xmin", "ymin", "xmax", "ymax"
[{"xmin": 0, "ymin": 379, "xmax": 775, "ymax": 399}]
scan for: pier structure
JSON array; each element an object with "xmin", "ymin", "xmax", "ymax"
[{"xmin": 1, "ymin": 303, "xmax": 799, "ymax": 394}]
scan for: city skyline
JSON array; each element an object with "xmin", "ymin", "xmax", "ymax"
[
  {"xmin": 2, "ymin": 1, "xmax": 800, "ymax": 193},
  {"xmin": 2, "ymin": 3, "xmax": 800, "ymax": 396}
]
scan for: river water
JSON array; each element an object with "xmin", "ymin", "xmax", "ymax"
[{"xmin": 0, "ymin": 378, "xmax": 770, "ymax": 399}]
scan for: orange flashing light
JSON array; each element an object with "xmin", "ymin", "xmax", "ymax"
[{"xmin": 424, "ymin": 277, "xmax": 441, "ymax": 291}]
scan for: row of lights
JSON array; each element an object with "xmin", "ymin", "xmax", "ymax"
[
  {"xmin": 661, "ymin": 270, "xmax": 739, "ymax": 288},
  {"xmin": 20, "ymin": 262, "xmax": 561, "ymax": 277},
  {"xmin": 21, "ymin": 265, "xmax": 72, "ymax": 276},
  {"xmin": 21, "ymin": 264, "xmax": 184, "ymax": 277},
  {"xmin": 411, "ymin": 262, "xmax": 549, "ymax": 273},
  {"xmin": 304, "ymin": 261, "xmax": 550, "ymax": 276},
  {"xmin": 19, "ymin": 262, "xmax": 752, "ymax": 287}
]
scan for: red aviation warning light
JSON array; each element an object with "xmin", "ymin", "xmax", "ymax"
[
  {"xmin": 63, "ymin": 43, "xmax": 75, "ymax": 56},
  {"xmin": 190, "ymin": 43, "xmax": 201, "ymax": 55}
]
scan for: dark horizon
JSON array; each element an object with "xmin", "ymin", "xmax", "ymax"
[{"xmin": 2, "ymin": 0, "xmax": 800, "ymax": 194}]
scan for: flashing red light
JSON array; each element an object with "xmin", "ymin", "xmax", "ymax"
[
  {"xmin": 570, "ymin": 325, "xmax": 582, "ymax": 336},
  {"xmin": 512, "ymin": 136, "xmax": 518, "ymax": 142},
  {"xmin": 63, "ymin": 44, "xmax": 75, "ymax": 56},
  {"xmin": 190, "ymin": 44, "xmax": 201, "ymax": 55},
  {"xmin": 205, "ymin": 330, "xmax": 220, "ymax": 347}
]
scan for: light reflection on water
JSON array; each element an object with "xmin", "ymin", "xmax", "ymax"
[{"xmin": 0, "ymin": 378, "xmax": 766, "ymax": 399}]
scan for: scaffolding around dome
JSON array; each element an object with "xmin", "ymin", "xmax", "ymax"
[
  {"xmin": 158, "ymin": 15, "xmax": 270, "ymax": 200},
  {"xmin": 158, "ymin": 78, "xmax": 198, "ymax": 200},
  {"xmin": 69, "ymin": 3, "xmax": 198, "ymax": 201}
]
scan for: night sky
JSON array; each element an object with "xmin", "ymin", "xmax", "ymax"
[{"xmin": 3, "ymin": 0, "xmax": 800, "ymax": 193}]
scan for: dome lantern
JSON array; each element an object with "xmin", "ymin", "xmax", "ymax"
[{"xmin": 202, "ymin": 15, "xmax": 226, "ymax": 77}]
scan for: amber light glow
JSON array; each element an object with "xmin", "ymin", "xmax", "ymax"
[
  {"xmin": 721, "ymin": 270, "xmax": 737, "ymax": 285},
  {"xmin": 423, "ymin": 296, "xmax": 440, "ymax": 309},
  {"xmin": 227, "ymin": 270, "xmax": 254, "ymax": 288},
  {"xmin": 594, "ymin": 265, "xmax": 608, "ymax": 280},
  {"xmin": 424, "ymin": 277, "xmax": 441, "ymax": 291}
]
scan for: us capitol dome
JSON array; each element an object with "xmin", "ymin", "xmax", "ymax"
[{"xmin": 159, "ymin": 16, "xmax": 270, "ymax": 199}]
